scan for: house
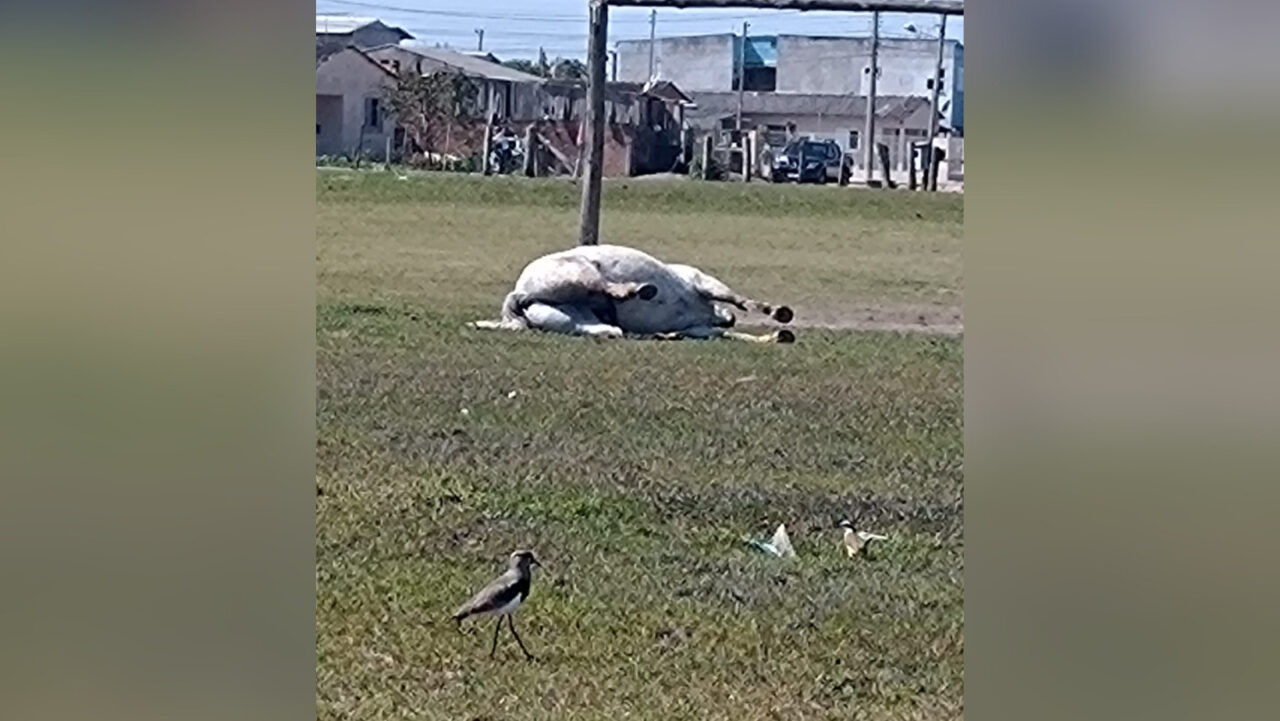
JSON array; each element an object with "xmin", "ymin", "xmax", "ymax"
[
  {"xmin": 316, "ymin": 15, "xmax": 412, "ymax": 56},
  {"xmin": 316, "ymin": 47, "xmax": 396, "ymax": 158},
  {"xmin": 684, "ymin": 92, "xmax": 937, "ymax": 172},
  {"xmin": 616, "ymin": 32, "xmax": 963, "ymax": 134},
  {"xmin": 360, "ymin": 43, "xmax": 690, "ymax": 177}
]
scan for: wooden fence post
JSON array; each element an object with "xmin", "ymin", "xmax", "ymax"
[
  {"xmin": 353, "ymin": 122, "xmax": 365, "ymax": 169},
  {"xmin": 928, "ymin": 146, "xmax": 944, "ymax": 191},
  {"xmin": 877, "ymin": 142, "xmax": 893, "ymax": 188},
  {"xmin": 523, "ymin": 124, "xmax": 538, "ymax": 177},
  {"xmin": 701, "ymin": 135, "xmax": 713, "ymax": 180},
  {"xmin": 481, "ymin": 112, "xmax": 494, "ymax": 175},
  {"xmin": 908, "ymin": 142, "xmax": 918, "ymax": 190},
  {"xmin": 384, "ymin": 135, "xmax": 391, "ymax": 171}
]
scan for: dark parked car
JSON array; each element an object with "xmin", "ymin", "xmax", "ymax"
[{"xmin": 770, "ymin": 139, "xmax": 845, "ymax": 184}]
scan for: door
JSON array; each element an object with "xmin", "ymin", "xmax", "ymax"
[{"xmin": 316, "ymin": 94, "xmax": 344, "ymax": 156}]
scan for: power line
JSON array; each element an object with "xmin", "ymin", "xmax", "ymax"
[
  {"xmin": 317, "ymin": 0, "xmax": 584, "ymax": 21},
  {"xmin": 316, "ymin": 1, "xmax": 809, "ymax": 25}
]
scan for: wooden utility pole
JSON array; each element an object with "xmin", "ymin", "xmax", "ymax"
[
  {"xmin": 862, "ymin": 10, "xmax": 879, "ymax": 185},
  {"xmin": 647, "ymin": 9, "xmax": 657, "ymax": 80},
  {"xmin": 578, "ymin": 0, "xmax": 609, "ymax": 245},
  {"xmin": 925, "ymin": 15, "xmax": 947, "ymax": 191},
  {"xmin": 736, "ymin": 20, "xmax": 749, "ymax": 131},
  {"xmin": 475, "ymin": 28, "xmax": 484, "ymax": 51}
]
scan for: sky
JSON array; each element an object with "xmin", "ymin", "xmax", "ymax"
[{"xmin": 315, "ymin": 0, "xmax": 965, "ymax": 61}]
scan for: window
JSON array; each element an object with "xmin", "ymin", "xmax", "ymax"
[
  {"xmin": 848, "ymin": 130, "xmax": 859, "ymax": 151},
  {"xmin": 801, "ymin": 141, "xmax": 828, "ymax": 157},
  {"xmin": 364, "ymin": 97, "xmax": 381, "ymax": 129},
  {"xmin": 743, "ymin": 67, "xmax": 776, "ymax": 92}
]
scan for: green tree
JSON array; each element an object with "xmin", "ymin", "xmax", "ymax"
[
  {"xmin": 550, "ymin": 57, "xmax": 587, "ymax": 81},
  {"xmin": 381, "ymin": 69, "xmax": 480, "ymax": 159}
]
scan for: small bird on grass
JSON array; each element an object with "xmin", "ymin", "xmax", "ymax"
[
  {"xmin": 451, "ymin": 549, "xmax": 542, "ymax": 661},
  {"xmin": 839, "ymin": 520, "xmax": 888, "ymax": 558}
]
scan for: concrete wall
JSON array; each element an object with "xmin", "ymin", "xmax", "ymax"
[
  {"xmin": 775, "ymin": 37, "xmax": 866, "ymax": 95},
  {"xmin": 315, "ymin": 49, "xmax": 394, "ymax": 157},
  {"xmin": 615, "ymin": 33, "xmax": 963, "ymax": 130},
  {"xmin": 617, "ymin": 34, "xmax": 735, "ymax": 91},
  {"xmin": 949, "ymin": 44, "xmax": 963, "ymax": 133},
  {"xmin": 775, "ymin": 36, "xmax": 963, "ymax": 131},
  {"xmin": 947, "ymin": 136, "xmax": 963, "ymax": 180}
]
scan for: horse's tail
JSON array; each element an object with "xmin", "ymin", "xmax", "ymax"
[
  {"xmin": 469, "ymin": 291, "xmax": 528, "ymax": 331},
  {"xmin": 500, "ymin": 291, "xmax": 526, "ymax": 323}
]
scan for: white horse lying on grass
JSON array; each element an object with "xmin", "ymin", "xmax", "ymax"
[{"xmin": 470, "ymin": 244, "xmax": 794, "ymax": 342}]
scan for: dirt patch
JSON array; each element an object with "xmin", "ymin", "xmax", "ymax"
[{"xmin": 784, "ymin": 302, "xmax": 962, "ymax": 336}]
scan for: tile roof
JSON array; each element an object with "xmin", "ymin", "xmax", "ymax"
[
  {"xmin": 317, "ymin": 15, "xmax": 396, "ymax": 35},
  {"xmin": 381, "ymin": 43, "xmax": 546, "ymax": 83},
  {"xmin": 684, "ymin": 92, "xmax": 934, "ymax": 128}
]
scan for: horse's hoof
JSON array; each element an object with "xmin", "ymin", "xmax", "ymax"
[{"xmin": 772, "ymin": 306, "xmax": 794, "ymax": 324}]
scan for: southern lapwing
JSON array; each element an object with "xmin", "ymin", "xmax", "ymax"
[
  {"xmin": 452, "ymin": 549, "xmax": 541, "ymax": 660},
  {"xmin": 839, "ymin": 520, "xmax": 888, "ymax": 558}
]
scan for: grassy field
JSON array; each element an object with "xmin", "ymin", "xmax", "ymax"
[
  {"xmin": 317, "ymin": 171, "xmax": 964, "ymax": 720},
  {"xmin": 317, "ymin": 171, "xmax": 962, "ymax": 331}
]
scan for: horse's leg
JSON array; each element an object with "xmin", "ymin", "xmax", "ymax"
[
  {"xmin": 673, "ymin": 265, "xmax": 792, "ymax": 324},
  {"xmin": 652, "ymin": 327, "xmax": 794, "ymax": 343},
  {"xmin": 523, "ymin": 302, "xmax": 623, "ymax": 339},
  {"xmin": 722, "ymin": 329, "xmax": 796, "ymax": 343}
]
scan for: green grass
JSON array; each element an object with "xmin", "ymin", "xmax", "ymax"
[
  {"xmin": 317, "ymin": 171, "xmax": 963, "ymax": 720},
  {"xmin": 317, "ymin": 170, "xmax": 962, "ymax": 321}
]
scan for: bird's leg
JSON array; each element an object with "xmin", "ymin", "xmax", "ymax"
[
  {"xmin": 508, "ymin": 615, "xmax": 535, "ymax": 661},
  {"xmin": 489, "ymin": 617, "xmax": 502, "ymax": 658}
]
